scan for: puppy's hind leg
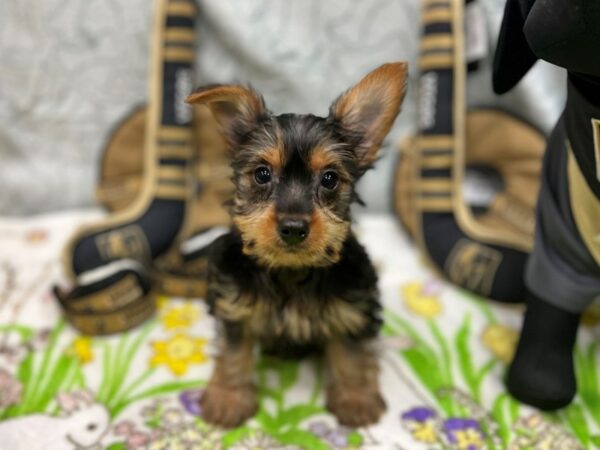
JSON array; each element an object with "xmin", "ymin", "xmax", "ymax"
[
  {"xmin": 325, "ymin": 339, "xmax": 386, "ymax": 427},
  {"xmin": 201, "ymin": 321, "xmax": 258, "ymax": 428}
]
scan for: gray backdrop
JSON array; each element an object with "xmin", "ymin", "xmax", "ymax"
[{"xmin": 0, "ymin": 0, "xmax": 564, "ymax": 215}]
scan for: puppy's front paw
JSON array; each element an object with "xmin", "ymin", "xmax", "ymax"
[
  {"xmin": 326, "ymin": 387, "xmax": 386, "ymax": 427},
  {"xmin": 200, "ymin": 384, "xmax": 258, "ymax": 428}
]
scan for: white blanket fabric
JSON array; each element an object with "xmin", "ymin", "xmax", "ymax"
[{"xmin": 0, "ymin": 211, "xmax": 597, "ymax": 450}]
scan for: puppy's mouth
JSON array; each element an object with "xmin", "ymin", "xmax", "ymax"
[
  {"xmin": 242, "ymin": 236, "xmax": 330, "ymax": 268},
  {"xmin": 236, "ymin": 206, "xmax": 349, "ymax": 268},
  {"xmin": 278, "ymin": 240, "xmax": 307, "ymax": 252}
]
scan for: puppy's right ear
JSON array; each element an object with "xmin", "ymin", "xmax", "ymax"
[
  {"xmin": 329, "ymin": 62, "xmax": 408, "ymax": 170},
  {"xmin": 186, "ymin": 85, "xmax": 266, "ymax": 149}
]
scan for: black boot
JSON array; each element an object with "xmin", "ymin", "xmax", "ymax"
[{"xmin": 506, "ymin": 291, "xmax": 581, "ymax": 410}]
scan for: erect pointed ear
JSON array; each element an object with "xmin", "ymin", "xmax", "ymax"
[
  {"xmin": 329, "ymin": 62, "xmax": 408, "ymax": 168},
  {"xmin": 186, "ymin": 85, "xmax": 267, "ymax": 149}
]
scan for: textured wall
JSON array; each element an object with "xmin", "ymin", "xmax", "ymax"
[{"xmin": 0, "ymin": 0, "xmax": 564, "ymax": 215}]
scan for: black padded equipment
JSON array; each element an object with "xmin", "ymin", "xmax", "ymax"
[
  {"xmin": 394, "ymin": 0, "xmax": 544, "ymax": 303},
  {"xmin": 506, "ymin": 291, "xmax": 580, "ymax": 410},
  {"xmin": 57, "ymin": 0, "xmax": 199, "ymax": 335},
  {"xmin": 493, "ymin": 0, "xmax": 600, "ymax": 94},
  {"xmin": 495, "ymin": 0, "xmax": 600, "ymax": 410}
]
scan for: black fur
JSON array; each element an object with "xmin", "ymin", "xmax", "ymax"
[
  {"xmin": 205, "ymin": 107, "xmax": 388, "ymax": 356},
  {"xmin": 207, "ymin": 229, "xmax": 382, "ymax": 357},
  {"xmin": 231, "ymin": 113, "xmax": 364, "ymax": 219},
  {"xmin": 191, "ymin": 64, "xmax": 407, "ymax": 427}
]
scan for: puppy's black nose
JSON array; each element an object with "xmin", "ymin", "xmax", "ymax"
[{"xmin": 278, "ymin": 219, "xmax": 309, "ymax": 245}]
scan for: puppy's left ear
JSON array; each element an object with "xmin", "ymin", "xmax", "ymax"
[
  {"xmin": 186, "ymin": 85, "xmax": 266, "ymax": 150},
  {"xmin": 329, "ymin": 62, "xmax": 408, "ymax": 168}
]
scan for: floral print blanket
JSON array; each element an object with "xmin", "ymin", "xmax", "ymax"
[{"xmin": 0, "ymin": 210, "xmax": 598, "ymax": 450}]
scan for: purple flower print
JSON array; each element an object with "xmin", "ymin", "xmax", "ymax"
[
  {"xmin": 401, "ymin": 406, "xmax": 439, "ymax": 444},
  {"xmin": 179, "ymin": 389, "xmax": 204, "ymax": 417},
  {"xmin": 443, "ymin": 418, "xmax": 485, "ymax": 450},
  {"xmin": 401, "ymin": 406, "xmax": 436, "ymax": 423},
  {"xmin": 308, "ymin": 421, "xmax": 355, "ymax": 448}
]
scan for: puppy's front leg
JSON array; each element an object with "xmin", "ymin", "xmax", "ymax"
[
  {"xmin": 325, "ymin": 339, "xmax": 386, "ymax": 427},
  {"xmin": 201, "ymin": 321, "xmax": 258, "ymax": 428}
]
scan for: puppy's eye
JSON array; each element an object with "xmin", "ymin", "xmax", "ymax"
[
  {"xmin": 320, "ymin": 171, "xmax": 339, "ymax": 190},
  {"xmin": 254, "ymin": 166, "xmax": 272, "ymax": 185}
]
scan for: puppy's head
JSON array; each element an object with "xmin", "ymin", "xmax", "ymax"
[{"xmin": 187, "ymin": 63, "xmax": 408, "ymax": 268}]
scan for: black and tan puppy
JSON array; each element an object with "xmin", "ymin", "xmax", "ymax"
[{"xmin": 186, "ymin": 63, "xmax": 408, "ymax": 428}]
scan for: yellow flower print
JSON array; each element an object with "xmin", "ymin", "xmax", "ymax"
[
  {"xmin": 150, "ymin": 334, "xmax": 208, "ymax": 376},
  {"xmin": 412, "ymin": 422, "xmax": 438, "ymax": 443},
  {"xmin": 402, "ymin": 281, "xmax": 442, "ymax": 319},
  {"xmin": 481, "ymin": 323, "xmax": 518, "ymax": 364},
  {"xmin": 401, "ymin": 407, "xmax": 440, "ymax": 444},
  {"xmin": 521, "ymin": 413, "xmax": 543, "ymax": 430},
  {"xmin": 66, "ymin": 336, "xmax": 94, "ymax": 364},
  {"xmin": 161, "ymin": 303, "xmax": 200, "ymax": 330},
  {"xmin": 454, "ymin": 429, "xmax": 485, "ymax": 449},
  {"xmin": 156, "ymin": 295, "xmax": 171, "ymax": 310}
]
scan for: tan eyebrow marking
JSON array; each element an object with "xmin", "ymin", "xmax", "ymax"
[{"xmin": 310, "ymin": 146, "xmax": 339, "ymax": 172}]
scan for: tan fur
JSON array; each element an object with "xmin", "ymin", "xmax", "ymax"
[
  {"xmin": 326, "ymin": 298, "xmax": 368, "ymax": 335},
  {"xmin": 332, "ymin": 62, "xmax": 408, "ymax": 167},
  {"xmin": 186, "ymin": 85, "xmax": 265, "ymax": 149},
  {"xmin": 307, "ymin": 207, "xmax": 349, "ymax": 262},
  {"xmin": 198, "ymin": 64, "xmax": 407, "ymax": 429},
  {"xmin": 201, "ymin": 328, "xmax": 257, "ymax": 428},
  {"xmin": 233, "ymin": 203, "xmax": 278, "ymax": 257},
  {"xmin": 310, "ymin": 145, "xmax": 340, "ymax": 172},
  {"xmin": 186, "ymin": 85, "xmax": 264, "ymax": 117},
  {"xmin": 213, "ymin": 290, "xmax": 367, "ymax": 343},
  {"xmin": 214, "ymin": 295, "xmax": 253, "ymax": 322},
  {"xmin": 250, "ymin": 296, "xmax": 367, "ymax": 341},
  {"xmin": 325, "ymin": 339, "xmax": 386, "ymax": 427},
  {"xmin": 255, "ymin": 131, "xmax": 285, "ymax": 170},
  {"xmin": 234, "ymin": 204, "xmax": 349, "ymax": 268},
  {"xmin": 258, "ymin": 147, "xmax": 284, "ymax": 171}
]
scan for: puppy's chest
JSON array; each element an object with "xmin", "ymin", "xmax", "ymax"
[{"xmin": 215, "ymin": 285, "xmax": 368, "ymax": 342}]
